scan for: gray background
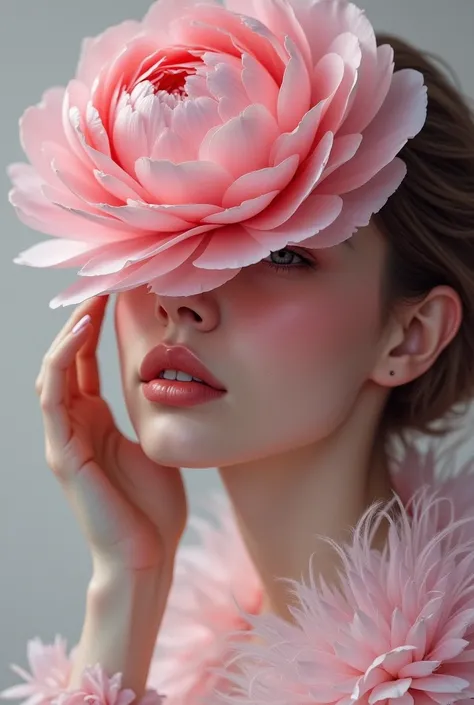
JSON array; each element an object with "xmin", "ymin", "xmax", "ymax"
[{"xmin": 1, "ymin": 0, "xmax": 473, "ymax": 695}]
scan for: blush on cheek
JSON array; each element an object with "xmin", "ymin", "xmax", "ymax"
[
  {"xmin": 254, "ymin": 290, "xmax": 379, "ymax": 387},
  {"xmin": 315, "ymin": 287, "xmax": 380, "ymax": 352}
]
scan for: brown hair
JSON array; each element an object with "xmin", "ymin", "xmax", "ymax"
[{"xmin": 374, "ymin": 33, "xmax": 474, "ymax": 437}]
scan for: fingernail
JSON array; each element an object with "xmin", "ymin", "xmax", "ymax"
[{"xmin": 72, "ymin": 314, "xmax": 92, "ymax": 335}]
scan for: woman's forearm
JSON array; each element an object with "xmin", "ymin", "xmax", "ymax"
[{"xmin": 68, "ymin": 561, "xmax": 173, "ymax": 699}]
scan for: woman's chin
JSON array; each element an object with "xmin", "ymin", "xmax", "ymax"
[
  {"xmin": 130, "ymin": 396, "xmax": 236, "ymax": 468},
  {"xmin": 137, "ymin": 426, "xmax": 222, "ymax": 470}
]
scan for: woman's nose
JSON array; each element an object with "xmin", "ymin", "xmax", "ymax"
[{"xmin": 154, "ymin": 293, "xmax": 220, "ymax": 333}]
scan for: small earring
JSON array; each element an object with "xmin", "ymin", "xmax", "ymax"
[{"xmin": 390, "ymin": 370, "xmax": 395, "ymax": 376}]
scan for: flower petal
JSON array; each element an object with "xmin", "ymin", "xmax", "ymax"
[
  {"xmin": 222, "ymin": 155, "xmax": 299, "ymax": 209},
  {"xmin": 277, "ymin": 36, "xmax": 312, "ymax": 133},
  {"xmin": 49, "ymin": 238, "xmax": 202, "ymax": 308},
  {"xmin": 149, "ymin": 259, "xmax": 240, "ymax": 297},
  {"xmin": 106, "ymin": 237, "xmax": 204, "ymax": 290},
  {"xmin": 93, "ymin": 170, "xmax": 148, "ymax": 202},
  {"xmin": 193, "ymin": 224, "xmax": 271, "ymax": 269},
  {"xmin": 135, "ymin": 159, "xmax": 233, "ymax": 206},
  {"xmin": 369, "ymin": 678, "xmax": 412, "ymax": 704},
  {"xmin": 203, "ymin": 191, "xmax": 280, "ymax": 225},
  {"xmin": 298, "ymin": 0, "xmax": 377, "ymax": 67},
  {"xmin": 80, "ymin": 225, "xmax": 217, "ymax": 275},
  {"xmin": 399, "ymin": 661, "xmax": 441, "ymax": 679},
  {"xmin": 246, "ymin": 131, "xmax": 334, "ymax": 230},
  {"xmin": 241, "ymin": 52, "xmax": 279, "ymax": 118},
  {"xmin": 199, "ymin": 104, "xmax": 279, "ymax": 179},
  {"xmin": 0, "ymin": 683, "xmax": 36, "ymax": 699},
  {"xmin": 270, "ymin": 101, "xmax": 327, "ymax": 167},
  {"xmin": 85, "ymin": 101, "xmax": 111, "ymax": 156},
  {"xmin": 150, "ymin": 128, "xmax": 194, "ymax": 164},
  {"xmin": 171, "ymin": 97, "xmax": 222, "ymax": 161},
  {"xmin": 314, "ymin": 36, "xmax": 360, "ymax": 136},
  {"xmin": 97, "ymin": 203, "xmax": 196, "ymax": 232},
  {"xmin": 410, "ymin": 675, "xmax": 470, "ymax": 693},
  {"xmin": 134, "ymin": 203, "xmax": 223, "ymax": 221},
  {"xmin": 238, "ymin": 0, "xmax": 313, "ymax": 73},
  {"xmin": 49, "ymin": 144, "xmax": 120, "ymax": 206},
  {"xmin": 19, "ymin": 87, "xmax": 70, "ymax": 187},
  {"xmin": 111, "ymin": 100, "xmax": 151, "ymax": 177},
  {"xmin": 245, "ymin": 194, "xmax": 342, "ymax": 249},
  {"xmin": 203, "ymin": 53, "xmax": 251, "ymax": 122},
  {"xmin": 341, "ymin": 43, "xmax": 395, "ymax": 136},
  {"xmin": 376, "ymin": 647, "xmax": 415, "ymax": 678},
  {"xmin": 8, "ymin": 166, "xmax": 125, "ymax": 242},
  {"xmin": 352, "ymin": 667, "xmax": 391, "ymax": 700},
  {"xmin": 76, "ymin": 20, "xmax": 141, "ymax": 88},
  {"xmin": 68, "ymin": 102, "xmax": 151, "ymax": 200},
  {"xmin": 14, "ymin": 239, "xmax": 101, "ymax": 268},
  {"xmin": 144, "ymin": 0, "xmax": 219, "ymax": 43},
  {"xmin": 49, "ymin": 271, "xmax": 136, "ymax": 308},
  {"xmin": 319, "ymin": 69, "xmax": 427, "ymax": 195},
  {"xmin": 430, "ymin": 638, "xmax": 470, "ymax": 662},
  {"xmin": 63, "ymin": 81, "xmax": 94, "ymax": 169},
  {"xmin": 77, "ymin": 240, "xmax": 170, "ymax": 277},
  {"xmin": 320, "ymin": 133, "xmax": 363, "ymax": 182},
  {"xmin": 300, "ymin": 158, "xmax": 407, "ymax": 249},
  {"xmin": 172, "ymin": 5, "xmax": 285, "ymax": 83},
  {"xmin": 90, "ymin": 35, "xmax": 158, "ymax": 130},
  {"xmin": 9, "ymin": 186, "xmax": 130, "ymax": 243}
]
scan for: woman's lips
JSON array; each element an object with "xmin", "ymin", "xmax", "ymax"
[
  {"xmin": 139, "ymin": 344, "xmax": 227, "ymax": 408},
  {"xmin": 141, "ymin": 378, "xmax": 226, "ymax": 408},
  {"xmin": 139, "ymin": 344, "xmax": 226, "ymax": 390}
]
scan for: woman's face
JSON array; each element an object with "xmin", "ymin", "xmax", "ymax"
[{"xmin": 114, "ymin": 225, "xmax": 390, "ymax": 468}]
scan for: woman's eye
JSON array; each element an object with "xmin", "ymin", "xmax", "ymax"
[{"xmin": 263, "ymin": 248, "xmax": 312, "ymax": 271}]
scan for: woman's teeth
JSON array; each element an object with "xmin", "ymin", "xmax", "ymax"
[{"xmin": 159, "ymin": 369, "xmax": 204, "ymax": 383}]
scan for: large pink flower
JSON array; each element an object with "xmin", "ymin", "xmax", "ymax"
[{"xmin": 10, "ymin": 0, "xmax": 427, "ymax": 308}]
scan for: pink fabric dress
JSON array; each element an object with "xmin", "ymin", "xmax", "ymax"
[{"xmin": 3, "ymin": 441, "xmax": 474, "ymax": 705}]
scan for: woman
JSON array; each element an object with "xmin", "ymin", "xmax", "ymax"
[{"xmin": 2, "ymin": 1, "xmax": 474, "ymax": 704}]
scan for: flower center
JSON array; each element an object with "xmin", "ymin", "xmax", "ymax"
[
  {"xmin": 153, "ymin": 65, "xmax": 196, "ymax": 96},
  {"xmin": 143, "ymin": 48, "xmax": 202, "ymax": 98}
]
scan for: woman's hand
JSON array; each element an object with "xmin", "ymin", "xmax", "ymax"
[{"xmin": 36, "ymin": 295, "xmax": 187, "ymax": 575}]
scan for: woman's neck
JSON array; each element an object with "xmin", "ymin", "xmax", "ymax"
[{"xmin": 218, "ymin": 396, "xmax": 395, "ymax": 622}]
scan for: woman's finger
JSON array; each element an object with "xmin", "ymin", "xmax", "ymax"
[
  {"xmin": 67, "ymin": 360, "xmax": 80, "ymax": 403},
  {"xmin": 36, "ymin": 296, "xmax": 107, "ymax": 397},
  {"xmin": 76, "ymin": 295, "xmax": 109, "ymax": 396},
  {"xmin": 40, "ymin": 316, "xmax": 92, "ymax": 460}
]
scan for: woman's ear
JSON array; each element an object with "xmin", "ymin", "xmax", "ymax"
[{"xmin": 370, "ymin": 286, "xmax": 463, "ymax": 388}]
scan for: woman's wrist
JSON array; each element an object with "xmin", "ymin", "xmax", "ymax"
[{"xmin": 68, "ymin": 560, "xmax": 174, "ymax": 698}]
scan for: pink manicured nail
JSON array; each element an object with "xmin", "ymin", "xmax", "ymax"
[{"xmin": 72, "ymin": 314, "xmax": 92, "ymax": 335}]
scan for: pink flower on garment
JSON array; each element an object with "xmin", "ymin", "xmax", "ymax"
[
  {"xmin": 9, "ymin": 0, "xmax": 427, "ymax": 308},
  {"xmin": 147, "ymin": 493, "xmax": 263, "ymax": 705},
  {"xmin": 53, "ymin": 665, "xmax": 162, "ymax": 705},
  {"xmin": 221, "ymin": 482, "xmax": 474, "ymax": 705},
  {"xmin": 0, "ymin": 636, "xmax": 74, "ymax": 705},
  {"xmin": 0, "ymin": 640, "xmax": 162, "ymax": 705}
]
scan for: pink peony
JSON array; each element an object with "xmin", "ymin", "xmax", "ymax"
[
  {"xmin": 147, "ymin": 493, "xmax": 263, "ymax": 705},
  {"xmin": 9, "ymin": 0, "xmax": 427, "ymax": 308}
]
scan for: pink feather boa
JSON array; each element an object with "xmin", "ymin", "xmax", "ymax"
[{"xmin": 3, "ymin": 442, "xmax": 474, "ymax": 705}]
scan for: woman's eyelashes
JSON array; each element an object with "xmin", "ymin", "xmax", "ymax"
[{"xmin": 263, "ymin": 248, "xmax": 318, "ymax": 274}]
